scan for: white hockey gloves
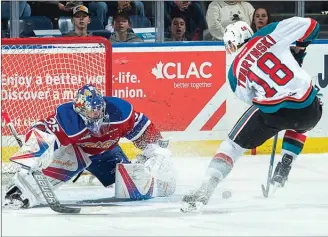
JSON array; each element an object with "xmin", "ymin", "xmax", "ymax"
[{"xmin": 135, "ymin": 139, "xmax": 174, "ymax": 182}]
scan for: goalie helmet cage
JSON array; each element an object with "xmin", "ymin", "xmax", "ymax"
[{"xmin": 1, "ymin": 37, "xmax": 112, "ymax": 182}]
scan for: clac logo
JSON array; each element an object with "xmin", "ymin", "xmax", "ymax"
[{"xmin": 152, "ymin": 61, "xmax": 212, "ymax": 79}]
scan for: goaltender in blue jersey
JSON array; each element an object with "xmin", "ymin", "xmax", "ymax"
[{"xmin": 4, "ymin": 84, "xmax": 176, "ymax": 209}]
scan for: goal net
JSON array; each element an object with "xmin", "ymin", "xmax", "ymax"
[{"xmin": 1, "ymin": 37, "xmax": 112, "ymax": 182}]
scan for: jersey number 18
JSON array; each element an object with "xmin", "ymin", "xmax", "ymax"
[{"xmin": 248, "ymin": 52, "xmax": 294, "ymax": 97}]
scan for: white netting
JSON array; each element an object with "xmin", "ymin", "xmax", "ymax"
[{"xmin": 1, "ymin": 37, "xmax": 111, "ymax": 182}]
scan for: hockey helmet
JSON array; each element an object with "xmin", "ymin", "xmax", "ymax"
[
  {"xmin": 223, "ymin": 21, "xmax": 254, "ymax": 54},
  {"xmin": 73, "ymin": 84, "xmax": 106, "ymax": 135}
]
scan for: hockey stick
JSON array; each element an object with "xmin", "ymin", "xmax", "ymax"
[
  {"xmin": 261, "ymin": 134, "xmax": 278, "ymax": 198},
  {"xmin": 2, "ymin": 113, "xmax": 23, "ymax": 148},
  {"xmin": 2, "ymin": 112, "xmax": 82, "ymax": 213},
  {"xmin": 72, "ymin": 170, "xmax": 84, "ymax": 183}
]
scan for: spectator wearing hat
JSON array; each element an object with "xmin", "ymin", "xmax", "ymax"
[
  {"xmin": 64, "ymin": 5, "xmax": 92, "ymax": 37},
  {"xmin": 165, "ymin": 15, "xmax": 188, "ymax": 41},
  {"xmin": 109, "ymin": 10, "xmax": 143, "ymax": 42}
]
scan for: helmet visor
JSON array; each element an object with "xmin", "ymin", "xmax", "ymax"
[
  {"xmin": 84, "ymin": 106, "xmax": 104, "ymax": 135},
  {"xmin": 86, "ymin": 108, "xmax": 104, "ymax": 121}
]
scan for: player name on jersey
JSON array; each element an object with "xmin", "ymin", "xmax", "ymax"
[{"xmin": 237, "ymin": 35, "xmax": 277, "ymax": 86}]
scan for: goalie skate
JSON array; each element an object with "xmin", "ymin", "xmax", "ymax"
[{"xmin": 3, "ymin": 186, "xmax": 29, "ymax": 209}]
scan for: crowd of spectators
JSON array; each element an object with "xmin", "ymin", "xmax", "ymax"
[{"xmin": 2, "ymin": 1, "xmax": 328, "ymax": 41}]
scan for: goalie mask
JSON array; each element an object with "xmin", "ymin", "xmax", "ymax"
[
  {"xmin": 73, "ymin": 84, "xmax": 106, "ymax": 136},
  {"xmin": 223, "ymin": 21, "xmax": 254, "ymax": 55}
]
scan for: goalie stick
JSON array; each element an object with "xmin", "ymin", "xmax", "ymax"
[
  {"xmin": 2, "ymin": 112, "xmax": 97, "ymax": 214},
  {"xmin": 261, "ymin": 134, "xmax": 278, "ymax": 198}
]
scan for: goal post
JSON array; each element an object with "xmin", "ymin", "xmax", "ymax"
[{"xmin": 1, "ymin": 36, "xmax": 112, "ymax": 181}]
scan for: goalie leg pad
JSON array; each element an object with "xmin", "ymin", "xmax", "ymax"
[
  {"xmin": 156, "ymin": 177, "xmax": 176, "ymax": 197},
  {"xmin": 43, "ymin": 144, "xmax": 92, "ymax": 182},
  {"xmin": 4, "ymin": 144, "xmax": 91, "ymax": 209},
  {"xmin": 115, "ymin": 163, "xmax": 176, "ymax": 200},
  {"xmin": 10, "ymin": 128, "xmax": 91, "ymax": 183},
  {"xmin": 115, "ymin": 163, "xmax": 155, "ymax": 200}
]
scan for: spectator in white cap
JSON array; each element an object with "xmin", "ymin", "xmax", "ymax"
[{"xmin": 64, "ymin": 5, "xmax": 92, "ymax": 37}]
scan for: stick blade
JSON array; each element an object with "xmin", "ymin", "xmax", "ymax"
[
  {"xmin": 261, "ymin": 184, "xmax": 269, "ymax": 198},
  {"xmin": 51, "ymin": 204, "xmax": 81, "ymax": 214},
  {"xmin": 50, "ymin": 205, "xmax": 102, "ymax": 214}
]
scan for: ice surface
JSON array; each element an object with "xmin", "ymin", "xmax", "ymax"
[{"xmin": 2, "ymin": 154, "xmax": 328, "ymax": 236}]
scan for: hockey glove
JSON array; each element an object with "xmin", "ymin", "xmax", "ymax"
[
  {"xmin": 135, "ymin": 139, "xmax": 174, "ymax": 182},
  {"xmin": 290, "ymin": 46, "xmax": 307, "ymax": 67},
  {"xmin": 135, "ymin": 139, "xmax": 170, "ymax": 164}
]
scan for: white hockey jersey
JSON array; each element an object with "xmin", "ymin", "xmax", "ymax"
[{"xmin": 228, "ymin": 17, "xmax": 320, "ymax": 113}]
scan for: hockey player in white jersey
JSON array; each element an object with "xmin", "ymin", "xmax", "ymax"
[{"xmin": 181, "ymin": 17, "xmax": 322, "ymax": 212}]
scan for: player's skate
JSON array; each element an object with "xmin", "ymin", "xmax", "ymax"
[
  {"xmin": 271, "ymin": 154, "xmax": 293, "ymax": 188},
  {"xmin": 3, "ymin": 184, "xmax": 30, "ymax": 209},
  {"xmin": 181, "ymin": 177, "xmax": 219, "ymax": 213},
  {"xmin": 2, "ymin": 170, "xmax": 45, "ymax": 209}
]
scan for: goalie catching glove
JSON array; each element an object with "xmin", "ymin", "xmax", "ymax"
[{"xmin": 135, "ymin": 139, "xmax": 174, "ymax": 182}]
